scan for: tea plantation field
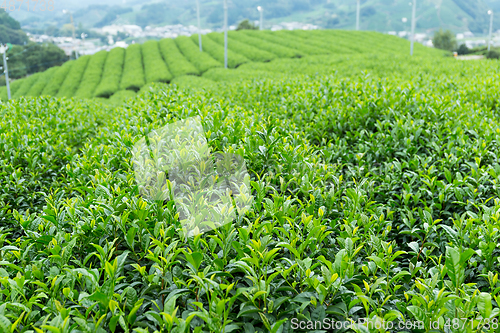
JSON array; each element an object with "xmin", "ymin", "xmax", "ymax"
[
  {"xmin": 1, "ymin": 30, "xmax": 500, "ymax": 333},
  {"xmin": 0, "ymin": 30, "xmax": 439, "ymax": 102}
]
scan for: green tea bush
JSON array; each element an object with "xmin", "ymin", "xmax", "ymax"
[
  {"xmin": 109, "ymin": 89, "xmax": 137, "ymax": 104},
  {"xmin": 175, "ymin": 35, "xmax": 222, "ymax": 73},
  {"xmin": 243, "ymin": 30, "xmax": 327, "ymax": 56},
  {"xmin": 0, "ymin": 96, "xmax": 108, "ymax": 219},
  {"xmin": 41, "ymin": 60, "xmax": 74, "ymax": 96},
  {"xmin": 285, "ymin": 29, "xmax": 359, "ymax": 54},
  {"xmin": 74, "ymin": 50, "xmax": 108, "ymax": 99},
  {"xmin": 0, "ymin": 79, "xmax": 23, "ymax": 100},
  {"xmin": 12, "ymin": 72, "xmax": 42, "ymax": 99},
  {"xmin": 142, "ymin": 40, "xmax": 173, "ymax": 83},
  {"xmin": 487, "ymin": 50, "xmax": 500, "ymax": 59},
  {"xmin": 171, "ymin": 74, "xmax": 216, "ymax": 90},
  {"xmin": 56, "ymin": 55, "xmax": 91, "ymax": 98},
  {"xmin": 207, "ymin": 32, "xmax": 277, "ymax": 62},
  {"xmin": 191, "ymin": 33, "xmax": 250, "ymax": 68},
  {"xmin": 1, "ymin": 52, "xmax": 500, "ymax": 332},
  {"xmin": 120, "ymin": 44, "xmax": 146, "ymax": 91},
  {"xmin": 94, "ymin": 47, "xmax": 126, "ymax": 98},
  {"xmin": 159, "ymin": 38, "xmax": 200, "ymax": 77},
  {"xmin": 26, "ymin": 66, "xmax": 58, "ymax": 96},
  {"xmin": 229, "ymin": 30, "xmax": 299, "ymax": 58}
]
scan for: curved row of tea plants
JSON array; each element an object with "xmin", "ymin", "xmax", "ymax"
[
  {"xmin": 191, "ymin": 33, "xmax": 250, "ymax": 69},
  {"xmin": 120, "ymin": 44, "xmax": 146, "ymax": 91},
  {"xmin": 142, "ymin": 40, "xmax": 173, "ymax": 84},
  {"xmin": 57, "ymin": 55, "xmax": 91, "ymax": 98},
  {"xmin": 207, "ymin": 32, "xmax": 277, "ymax": 63},
  {"xmin": 159, "ymin": 38, "xmax": 200, "ymax": 77},
  {"xmin": 75, "ymin": 50, "xmax": 108, "ymax": 99},
  {"xmin": 41, "ymin": 60, "xmax": 74, "ymax": 96},
  {"xmin": 174, "ymin": 35, "xmax": 222, "ymax": 74},
  {"xmin": 94, "ymin": 47, "xmax": 126, "ymax": 98}
]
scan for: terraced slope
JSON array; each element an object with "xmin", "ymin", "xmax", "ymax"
[{"xmin": 0, "ymin": 30, "xmax": 441, "ymax": 101}]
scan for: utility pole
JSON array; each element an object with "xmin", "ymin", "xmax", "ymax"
[
  {"xmin": 196, "ymin": 0, "xmax": 202, "ymax": 51},
  {"xmin": 410, "ymin": 0, "xmax": 417, "ymax": 56},
  {"xmin": 224, "ymin": 0, "xmax": 228, "ymax": 69},
  {"xmin": 488, "ymin": 10, "xmax": 494, "ymax": 52},
  {"xmin": 257, "ymin": 6, "xmax": 263, "ymax": 30},
  {"xmin": 356, "ymin": 0, "xmax": 360, "ymax": 30},
  {"xmin": 63, "ymin": 9, "xmax": 78, "ymax": 59},
  {"xmin": 70, "ymin": 13, "xmax": 78, "ymax": 59},
  {"xmin": 0, "ymin": 44, "xmax": 10, "ymax": 100}
]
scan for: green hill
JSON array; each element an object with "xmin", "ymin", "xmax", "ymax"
[{"xmin": 0, "ymin": 29, "xmax": 442, "ymax": 101}]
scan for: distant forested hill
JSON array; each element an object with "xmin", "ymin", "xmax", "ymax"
[
  {"xmin": 9, "ymin": 0, "xmax": 500, "ymax": 34},
  {"xmin": 0, "ymin": 9, "xmax": 28, "ymax": 44}
]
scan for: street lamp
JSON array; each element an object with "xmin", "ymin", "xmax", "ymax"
[
  {"xmin": 63, "ymin": 9, "xmax": 78, "ymax": 59},
  {"xmin": 257, "ymin": 6, "xmax": 263, "ymax": 30},
  {"xmin": 356, "ymin": 0, "xmax": 360, "ymax": 30},
  {"xmin": 196, "ymin": 0, "xmax": 202, "ymax": 52},
  {"xmin": 488, "ymin": 10, "xmax": 494, "ymax": 52},
  {"xmin": 410, "ymin": 0, "xmax": 417, "ymax": 56}
]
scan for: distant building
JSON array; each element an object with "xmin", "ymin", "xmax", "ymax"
[
  {"xmin": 112, "ymin": 41, "xmax": 128, "ymax": 49},
  {"xmin": 99, "ymin": 24, "xmax": 143, "ymax": 37},
  {"xmin": 269, "ymin": 22, "xmax": 319, "ymax": 31},
  {"xmin": 95, "ymin": 24, "xmax": 211, "ymax": 40}
]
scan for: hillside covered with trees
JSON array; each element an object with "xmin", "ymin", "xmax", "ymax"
[
  {"xmin": 12, "ymin": 0, "xmax": 499, "ymax": 35},
  {"xmin": 0, "ymin": 8, "xmax": 28, "ymax": 44}
]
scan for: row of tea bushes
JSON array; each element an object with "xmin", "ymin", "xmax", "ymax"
[
  {"xmin": 41, "ymin": 60, "xmax": 74, "ymax": 96},
  {"xmin": 283, "ymin": 29, "xmax": 359, "ymax": 54},
  {"xmin": 207, "ymin": 32, "xmax": 277, "ymax": 62},
  {"xmin": 75, "ymin": 50, "xmax": 108, "ymax": 99},
  {"xmin": 229, "ymin": 31, "xmax": 299, "ymax": 58},
  {"xmin": 243, "ymin": 30, "xmax": 325, "ymax": 56},
  {"xmin": 191, "ymin": 33, "xmax": 250, "ymax": 68},
  {"xmin": 26, "ymin": 66, "xmax": 59, "ymax": 97},
  {"xmin": 120, "ymin": 44, "xmax": 146, "ymax": 91},
  {"xmin": 142, "ymin": 40, "xmax": 173, "ymax": 84},
  {"xmin": 94, "ymin": 47, "xmax": 125, "ymax": 98},
  {"xmin": 175, "ymin": 35, "xmax": 223, "ymax": 73},
  {"xmin": 56, "ymin": 55, "xmax": 91, "ymax": 98},
  {"xmin": 159, "ymin": 38, "xmax": 200, "ymax": 77},
  {"xmin": 11, "ymin": 72, "xmax": 42, "ymax": 99}
]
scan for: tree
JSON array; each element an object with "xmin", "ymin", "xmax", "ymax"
[
  {"xmin": 457, "ymin": 44, "xmax": 469, "ymax": 55},
  {"xmin": 236, "ymin": 19, "xmax": 258, "ymax": 31},
  {"xmin": 486, "ymin": 50, "xmax": 500, "ymax": 59},
  {"xmin": 0, "ymin": 9, "xmax": 28, "ymax": 44},
  {"xmin": 433, "ymin": 29, "xmax": 457, "ymax": 52},
  {"xmin": 7, "ymin": 42, "xmax": 68, "ymax": 79}
]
